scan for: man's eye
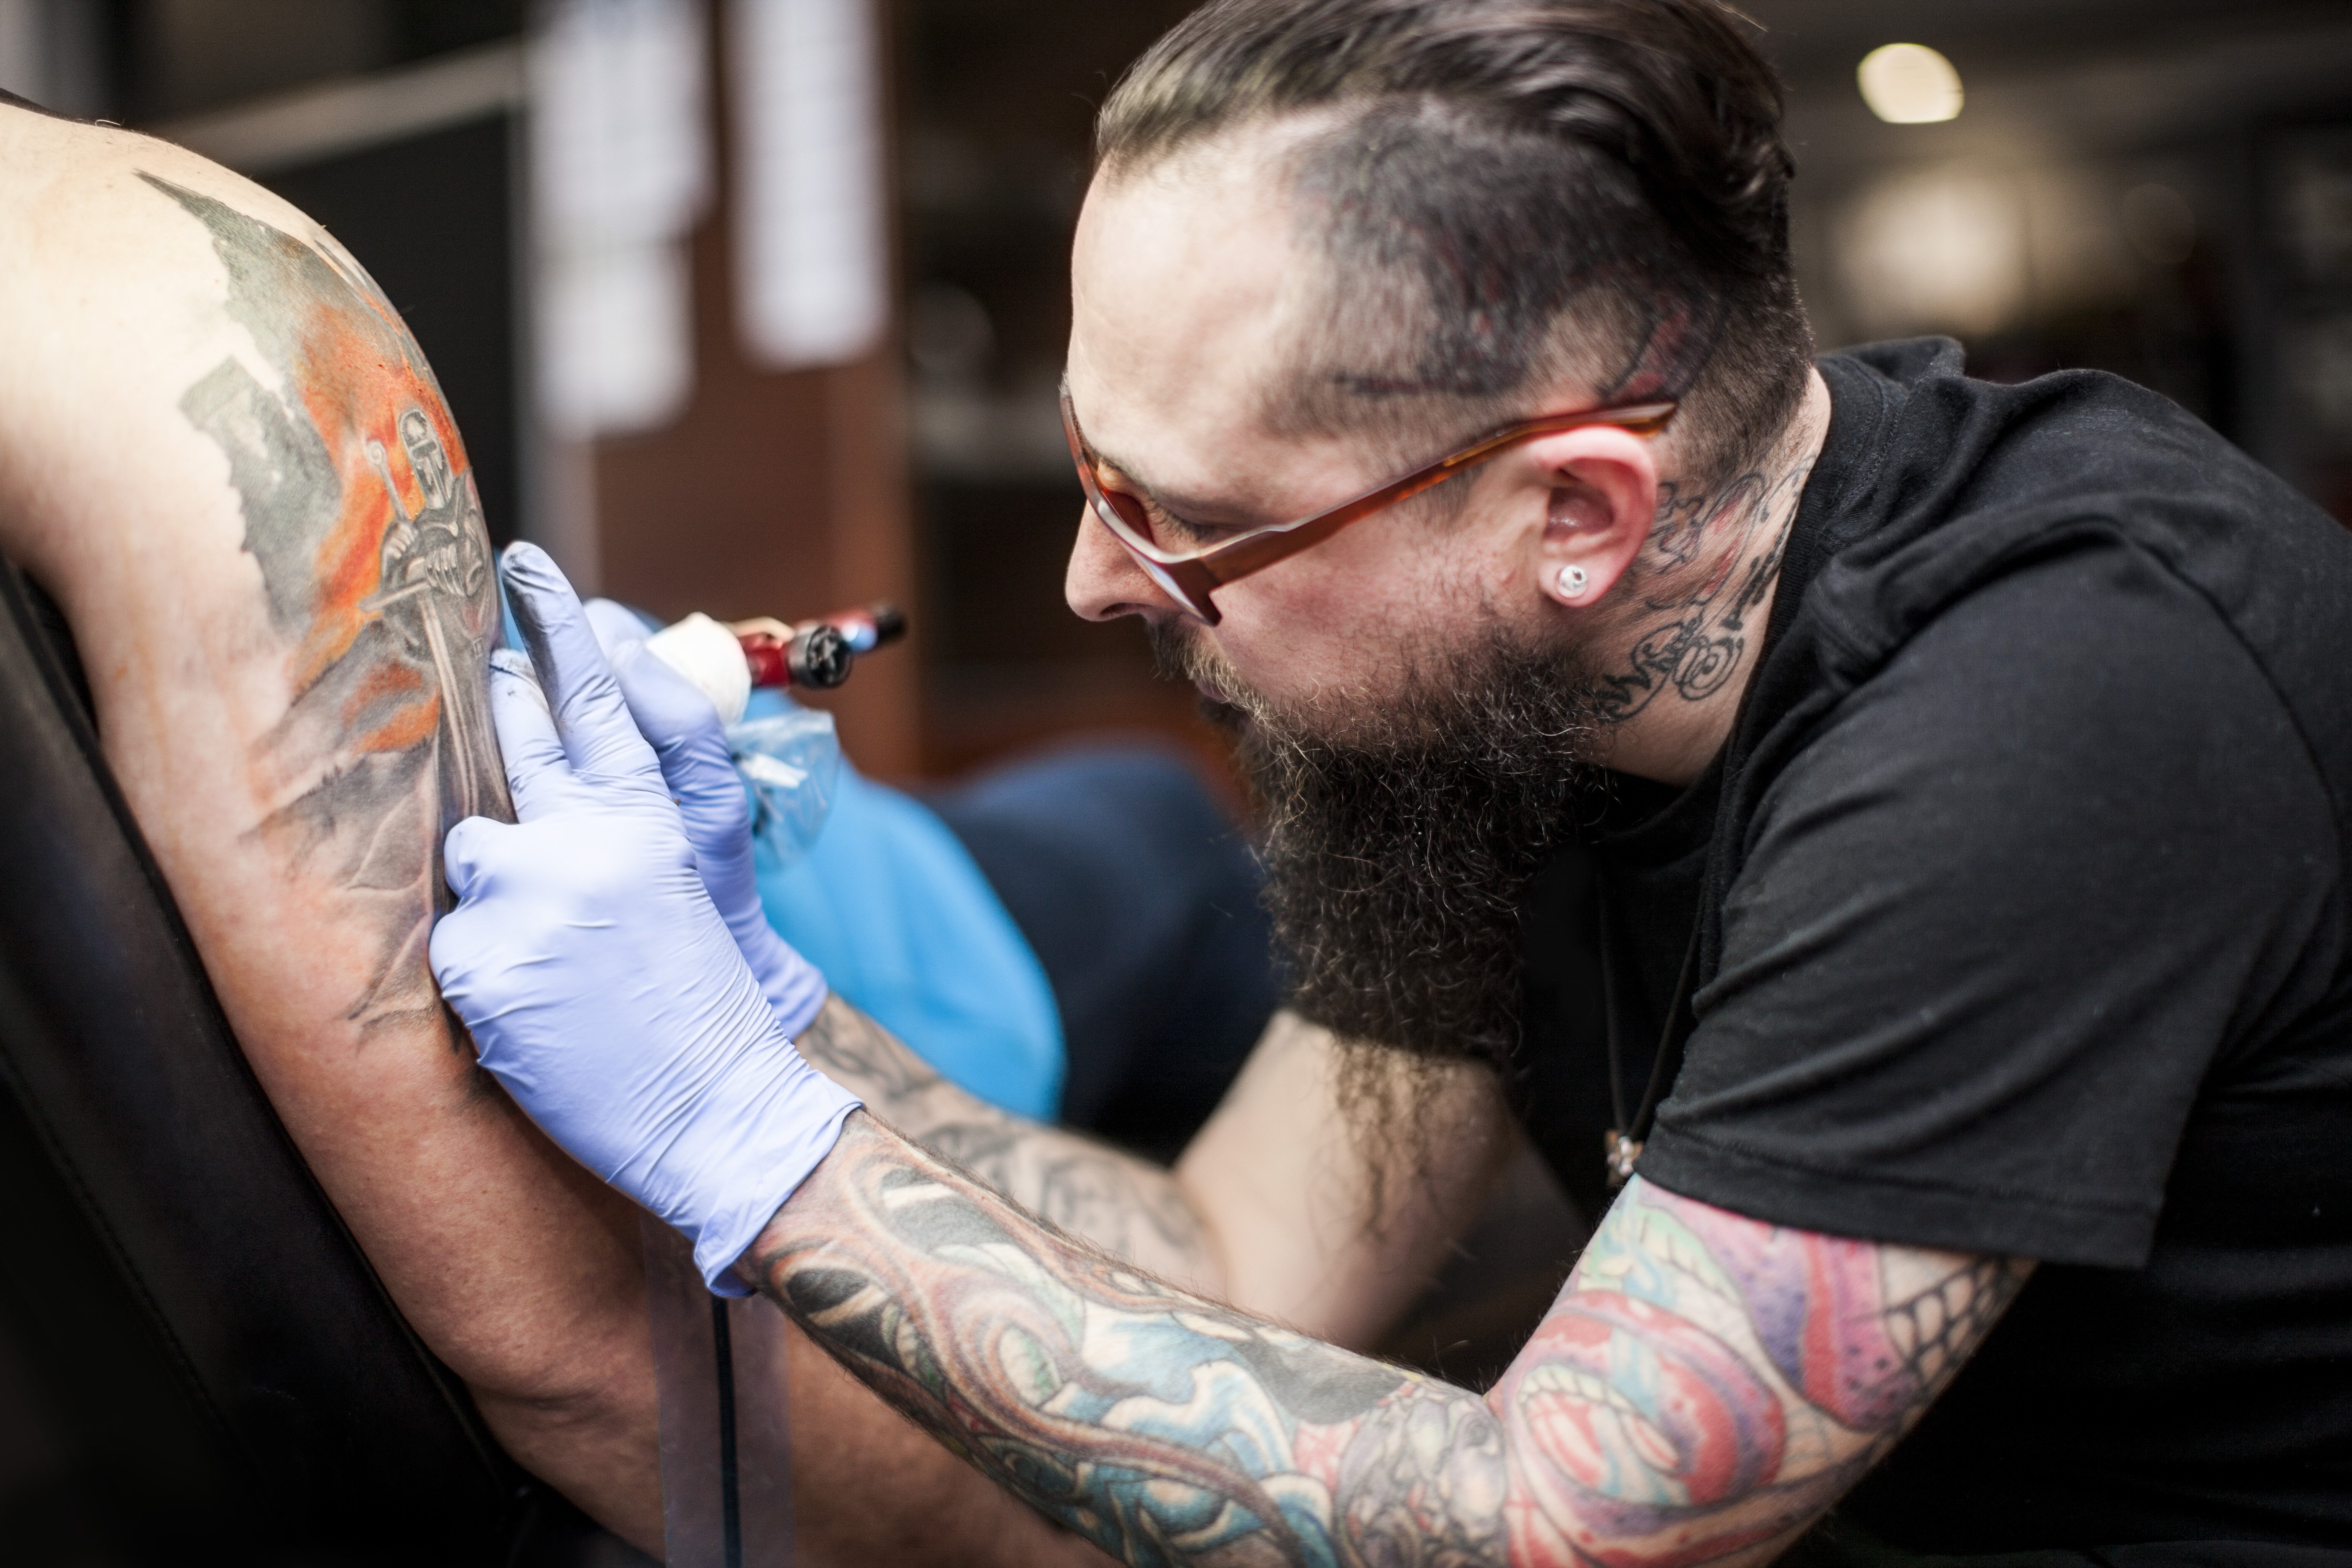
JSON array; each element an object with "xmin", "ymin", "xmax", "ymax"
[{"xmin": 1134, "ymin": 494, "xmax": 1239, "ymax": 547}]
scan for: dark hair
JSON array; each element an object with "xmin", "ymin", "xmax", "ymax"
[{"xmin": 1095, "ymin": 0, "xmax": 1812, "ymax": 489}]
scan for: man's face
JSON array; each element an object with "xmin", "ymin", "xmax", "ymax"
[
  {"xmin": 1065, "ymin": 131, "xmax": 1620, "ymax": 1071},
  {"xmin": 1065, "ymin": 129, "xmax": 1557, "ymax": 734}
]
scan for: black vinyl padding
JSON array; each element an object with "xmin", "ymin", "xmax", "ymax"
[{"xmin": 0, "ymin": 563, "xmax": 595, "ymax": 1563}]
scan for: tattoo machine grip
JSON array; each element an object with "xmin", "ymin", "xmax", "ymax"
[{"xmin": 645, "ymin": 603, "xmax": 907, "ymax": 725}]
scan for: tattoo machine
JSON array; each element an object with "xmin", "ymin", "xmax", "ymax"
[{"xmin": 643, "ymin": 603, "xmax": 907, "ymax": 726}]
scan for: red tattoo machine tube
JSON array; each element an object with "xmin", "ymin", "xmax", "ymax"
[
  {"xmin": 643, "ymin": 602, "xmax": 909, "ymax": 726},
  {"xmin": 732, "ymin": 602, "xmax": 906, "ymax": 693}
]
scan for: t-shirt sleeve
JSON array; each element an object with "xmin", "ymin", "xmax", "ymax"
[{"xmin": 1636, "ymin": 541, "xmax": 2339, "ymax": 1267}]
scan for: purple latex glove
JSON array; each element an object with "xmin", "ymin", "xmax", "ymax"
[
  {"xmin": 583, "ymin": 599, "xmax": 829, "ymax": 1038},
  {"xmin": 433, "ymin": 545, "xmax": 859, "ymax": 1292}
]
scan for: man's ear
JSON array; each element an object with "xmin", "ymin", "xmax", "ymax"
[{"xmin": 1517, "ymin": 425, "xmax": 1659, "ymax": 610}]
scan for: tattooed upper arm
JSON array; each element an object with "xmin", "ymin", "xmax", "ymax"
[
  {"xmin": 1493, "ymin": 1179, "xmax": 2030, "ymax": 1565},
  {"xmin": 139, "ymin": 172, "xmax": 514, "ymax": 1038},
  {"xmin": 0, "ymin": 130, "xmax": 667, "ymax": 1542}
]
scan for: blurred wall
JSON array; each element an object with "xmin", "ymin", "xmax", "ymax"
[{"xmin": 1750, "ymin": 0, "xmax": 2352, "ymax": 517}]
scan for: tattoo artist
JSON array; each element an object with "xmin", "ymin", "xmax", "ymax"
[{"xmin": 432, "ymin": 2, "xmax": 2352, "ymax": 1564}]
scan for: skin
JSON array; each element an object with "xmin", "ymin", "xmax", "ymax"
[{"xmin": 711, "ymin": 120, "xmax": 2033, "ymax": 1567}]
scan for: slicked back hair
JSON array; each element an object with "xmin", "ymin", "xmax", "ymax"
[{"xmin": 1094, "ymin": 0, "xmax": 1813, "ymax": 494}]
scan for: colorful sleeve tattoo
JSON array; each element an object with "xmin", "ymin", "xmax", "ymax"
[{"xmin": 748, "ymin": 1116, "xmax": 2028, "ymax": 1568}]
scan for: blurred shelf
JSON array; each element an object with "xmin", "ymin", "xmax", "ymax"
[{"xmin": 148, "ymin": 37, "xmax": 523, "ymax": 176}]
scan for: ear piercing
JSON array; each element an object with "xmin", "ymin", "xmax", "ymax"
[{"xmin": 1557, "ymin": 564, "xmax": 1589, "ymax": 599}]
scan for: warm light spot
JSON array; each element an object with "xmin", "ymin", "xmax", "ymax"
[
  {"xmin": 1858, "ymin": 43, "xmax": 1964, "ymax": 125},
  {"xmin": 1837, "ymin": 166, "xmax": 2024, "ymax": 336}
]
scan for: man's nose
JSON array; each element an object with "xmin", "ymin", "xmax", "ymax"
[{"xmin": 1064, "ymin": 505, "xmax": 1183, "ymax": 622}]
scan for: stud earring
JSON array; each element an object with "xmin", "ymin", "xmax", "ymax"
[{"xmin": 1557, "ymin": 564, "xmax": 1589, "ymax": 599}]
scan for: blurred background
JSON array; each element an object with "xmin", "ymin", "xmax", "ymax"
[{"xmin": 3, "ymin": 0, "xmax": 2350, "ymax": 787}]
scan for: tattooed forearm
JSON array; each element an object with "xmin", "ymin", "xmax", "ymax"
[
  {"xmin": 753, "ymin": 1113, "xmax": 1509, "ymax": 1568},
  {"xmin": 793, "ymin": 996, "xmax": 1215, "ymax": 1286},
  {"xmin": 753, "ymin": 1125, "xmax": 2025, "ymax": 1568}
]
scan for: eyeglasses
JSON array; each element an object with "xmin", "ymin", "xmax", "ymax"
[{"xmin": 1061, "ymin": 389, "xmax": 1678, "ymax": 625}]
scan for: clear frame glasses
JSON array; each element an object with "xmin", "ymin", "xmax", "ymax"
[{"xmin": 1062, "ymin": 389, "xmax": 1678, "ymax": 625}]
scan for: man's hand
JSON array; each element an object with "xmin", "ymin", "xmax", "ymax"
[
  {"xmin": 583, "ymin": 597, "xmax": 830, "ymax": 1036},
  {"xmin": 430, "ymin": 543, "xmax": 860, "ymax": 1292}
]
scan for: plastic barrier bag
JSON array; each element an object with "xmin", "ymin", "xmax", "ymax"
[{"xmin": 727, "ymin": 703, "xmax": 841, "ymax": 869}]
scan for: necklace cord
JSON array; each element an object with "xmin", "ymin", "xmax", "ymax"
[{"xmin": 1598, "ymin": 879, "xmax": 1704, "ymax": 1185}]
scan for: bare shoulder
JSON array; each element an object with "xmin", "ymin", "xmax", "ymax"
[
  {"xmin": 0, "ymin": 101, "xmax": 334, "ymax": 283},
  {"xmin": 0, "ymin": 105, "xmax": 399, "ymax": 581}
]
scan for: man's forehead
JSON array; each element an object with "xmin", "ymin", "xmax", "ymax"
[
  {"xmin": 1068, "ymin": 132, "xmax": 1341, "ymax": 509},
  {"xmin": 1072, "ymin": 155, "xmax": 1297, "ymax": 388}
]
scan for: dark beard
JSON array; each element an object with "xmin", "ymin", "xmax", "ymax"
[{"xmin": 1151, "ymin": 619, "xmax": 1611, "ymax": 1076}]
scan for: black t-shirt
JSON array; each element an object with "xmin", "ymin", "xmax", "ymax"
[{"xmin": 1515, "ymin": 339, "xmax": 2352, "ymax": 1558}]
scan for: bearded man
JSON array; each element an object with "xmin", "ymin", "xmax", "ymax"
[{"xmin": 429, "ymin": 0, "xmax": 2352, "ymax": 1560}]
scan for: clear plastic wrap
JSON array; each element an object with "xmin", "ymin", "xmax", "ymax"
[{"xmin": 727, "ymin": 703, "xmax": 842, "ymax": 868}]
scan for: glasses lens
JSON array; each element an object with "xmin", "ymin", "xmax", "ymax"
[{"xmin": 1082, "ymin": 467, "xmax": 1161, "ymax": 547}]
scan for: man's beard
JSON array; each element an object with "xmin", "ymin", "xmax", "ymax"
[{"xmin": 1150, "ymin": 617, "xmax": 1612, "ymax": 1082}]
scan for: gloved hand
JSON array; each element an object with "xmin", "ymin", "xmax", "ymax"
[
  {"xmin": 583, "ymin": 598, "xmax": 829, "ymax": 1037},
  {"xmin": 434, "ymin": 544, "xmax": 860, "ymax": 1293}
]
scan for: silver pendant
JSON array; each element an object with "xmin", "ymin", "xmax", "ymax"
[{"xmin": 1604, "ymin": 1129, "xmax": 1642, "ymax": 1190}]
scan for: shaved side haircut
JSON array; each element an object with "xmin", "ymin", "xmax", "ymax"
[{"xmin": 1096, "ymin": 0, "xmax": 1813, "ymax": 491}]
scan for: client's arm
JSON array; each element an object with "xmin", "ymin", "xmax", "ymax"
[{"xmin": 0, "ymin": 105, "xmax": 661, "ymax": 1542}]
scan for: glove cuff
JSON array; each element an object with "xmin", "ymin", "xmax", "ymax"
[
  {"xmin": 739, "ymin": 923, "xmax": 829, "ymax": 1038},
  {"xmin": 678, "ymin": 1048, "xmax": 864, "ymax": 1295}
]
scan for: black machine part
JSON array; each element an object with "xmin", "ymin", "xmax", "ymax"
[
  {"xmin": 785, "ymin": 622, "xmax": 853, "ymax": 689},
  {"xmin": 0, "ymin": 562, "xmax": 625, "ymax": 1564}
]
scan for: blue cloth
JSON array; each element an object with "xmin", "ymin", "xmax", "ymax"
[{"xmin": 742, "ymin": 688, "xmax": 1065, "ymax": 1121}]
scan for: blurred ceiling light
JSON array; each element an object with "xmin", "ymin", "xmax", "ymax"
[
  {"xmin": 1858, "ymin": 43, "xmax": 1964, "ymax": 125},
  {"xmin": 732, "ymin": 0, "xmax": 890, "ymax": 370},
  {"xmin": 2122, "ymin": 183, "xmax": 2197, "ymax": 266},
  {"xmin": 1838, "ymin": 166, "xmax": 2025, "ymax": 338}
]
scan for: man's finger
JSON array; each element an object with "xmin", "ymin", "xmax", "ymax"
[
  {"xmin": 486, "ymin": 651, "xmax": 574, "ymax": 820},
  {"xmin": 500, "ymin": 543, "xmax": 665, "ymax": 787},
  {"xmin": 584, "ymin": 596, "xmax": 655, "ymax": 659},
  {"xmin": 612, "ymin": 638, "xmax": 727, "ymax": 759},
  {"xmin": 441, "ymin": 815, "xmax": 504, "ymax": 902}
]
